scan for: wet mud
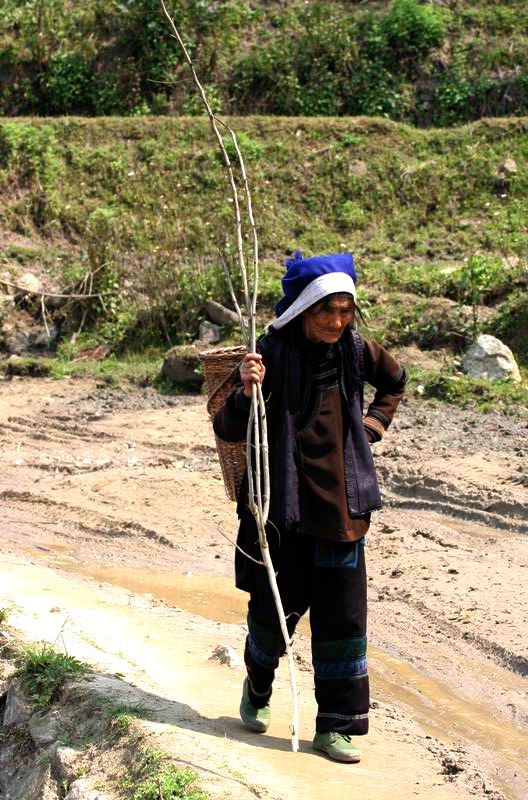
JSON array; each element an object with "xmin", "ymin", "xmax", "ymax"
[{"xmin": 1, "ymin": 376, "xmax": 527, "ymax": 799}]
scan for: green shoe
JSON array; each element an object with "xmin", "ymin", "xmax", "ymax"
[
  {"xmin": 313, "ymin": 732, "xmax": 362, "ymax": 763},
  {"xmin": 239, "ymin": 679, "xmax": 271, "ymax": 733}
]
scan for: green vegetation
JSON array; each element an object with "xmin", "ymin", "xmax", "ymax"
[
  {"xmin": 106, "ymin": 702, "xmax": 150, "ymax": 735},
  {"xmin": 15, "ymin": 644, "xmax": 87, "ymax": 710},
  {"xmin": 458, "ymin": 255, "xmax": 503, "ymax": 335},
  {"xmin": 408, "ymin": 367, "xmax": 528, "ymax": 416},
  {"xmin": 0, "ymin": 116, "xmax": 526, "ymax": 355},
  {"xmin": 2, "ymin": 0, "xmax": 528, "ymax": 126},
  {"xmin": 119, "ymin": 747, "xmax": 209, "ymax": 800},
  {"xmin": 0, "ymin": 115, "xmax": 526, "ymax": 411}
]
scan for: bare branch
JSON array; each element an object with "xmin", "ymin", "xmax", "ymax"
[
  {"xmin": 218, "ymin": 250, "xmax": 248, "ymax": 342},
  {"xmin": 160, "ymin": 0, "xmax": 299, "ymax": 751},
  {"xmin": 159, "ymin": 0, "xmax": 250, "ymax": 313}
]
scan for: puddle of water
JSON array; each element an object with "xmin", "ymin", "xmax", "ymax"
[
  {"xmin": 370, "ymin": 648, "xmax": 527, "ymax": 796},
  {"xmin": 60, "ymin": 563, "xmax": 246, "ymax": 624},
  {"xmin": 57, "ymin": 561, "xmax": 527, "ymax": 800}
]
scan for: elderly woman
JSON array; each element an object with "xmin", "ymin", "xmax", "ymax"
[{"xmin": 213, "ymin": 252, "xmax": 406, "ymax": 763}]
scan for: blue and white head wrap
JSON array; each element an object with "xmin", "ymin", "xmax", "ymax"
[{"xmin": 272, "ymin": 251, "xmax": 357, "ymax": 330}]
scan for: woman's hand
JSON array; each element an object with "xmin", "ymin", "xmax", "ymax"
[{"xmin": 240, "ymin": 352, "xmax": 266, "ymax": 398}]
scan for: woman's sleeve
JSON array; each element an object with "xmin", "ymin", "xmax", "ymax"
[
  {"xmin": 362, "ymin": 338, "xmax": 407, "ymax": 442},
  {"xmin": 212, "ymin": 338, "xmax": 272, "ymax": 443}
]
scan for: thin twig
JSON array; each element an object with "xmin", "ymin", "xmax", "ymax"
[
  {"xmin": 217, "ymin": 524, "xmax": 266, "ymax": 567},
  {"xmin": 40, "ymin": 294, "xmax": 50, "ymax": 338}
]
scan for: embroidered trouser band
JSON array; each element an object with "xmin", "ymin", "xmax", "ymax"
[{"xmin": 243, "ymin": 532, "xmax": 369, "ymax": 735}]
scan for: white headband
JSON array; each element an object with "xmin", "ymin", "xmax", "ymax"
[{"xmin": 271, "ymin": 272, "xmax": 357, "ymax": 330}]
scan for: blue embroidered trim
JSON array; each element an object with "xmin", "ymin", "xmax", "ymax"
[{"xmin": 313, "ymin": 655, "xmax": 368, "ymax": 678}]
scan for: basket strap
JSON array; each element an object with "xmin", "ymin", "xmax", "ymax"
[{"xmin": 206, "ymin": 359, "xmax": 245, "ymax": 416}]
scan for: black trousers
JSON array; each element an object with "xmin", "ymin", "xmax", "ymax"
[{"xmin": 239, "ymin": 523, "xmax": 369, "ymax": 735}]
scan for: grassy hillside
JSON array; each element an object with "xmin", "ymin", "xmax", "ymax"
[
  {"xmin": 0, "ymin": 115, "xmax": 526, "ymax": 369},
  {"xmin": 1, "ymin": 1, "xmax": 528, "ymax": 126}
]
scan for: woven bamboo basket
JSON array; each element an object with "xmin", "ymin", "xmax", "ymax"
[{"xmin": 201, "ymin": 345, "xmax": 247, "ymax": 501}]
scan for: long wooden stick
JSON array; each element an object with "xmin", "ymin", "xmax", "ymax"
[{"xmin": 159, "ymin": 0, "xmax": 299, "ymax": 751}]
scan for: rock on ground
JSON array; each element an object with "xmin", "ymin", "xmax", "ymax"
[
  {"xmin": 29, "ymin": 709, "xmax": 62, "ymax": 747},
  {"xmin": 206, "ymin": 300, "xmax": 239, "ymax": 326},
  {"xmin": 161, "ymin": 343, "xmax": 204, "ymax": 388},
  {"xmin": 198, "ymin": 320, "xmax": 220, "ymax": 345},
  {"xmin": 210, "ymin": 644, "xmax": 243, "ymax": 668},
  {"xmin": 2, "ymin": 679, "xmax": 33, "ymax": 726},
  {"xmin": 462, "ymin": 334, "xmax": 521, "ymax": 382}
]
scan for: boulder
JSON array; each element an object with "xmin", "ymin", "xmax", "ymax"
[
  {"xmin": 0, "ymin": 740, "xmax": 55, "ymax": 800},
  {"xmin": 161, "ymin": 344, "xmax": 203, "ymax": 388},
  {"xmin": 462, "ymin": 334, "xmax": 521, "ymax": 383},
  {"xmin": 2, "ymin": 679, "xmax": 33, "ymax": 726},
  {"xmin": 210, "ymin": 645, "xmax": 243, "ymax": 668},
  {"xmin": 2, "ymin": 310, "xmax": 58, "ymax": 355},
  {"xmin": 206, "ymin": 300, "xmax": 239, "ymax": 326},
  {"xmin": 29, "ymin": 709, "xmax": 61, "ymax": 747},
  {"xmin": 198, "ymin": 320, "xmax": 220, "ymax": 345}
]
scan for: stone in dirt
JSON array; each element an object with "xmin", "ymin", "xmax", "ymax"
[
  {"xmin": 462, "ymin": 334, "xmax": 521, "ymax": 383},
  {"xmin": 497, "ymin": 158, "xmax": 518, "ymax": 178},
  {"xmin": 206, "ymin": 300, "xmax": 239, "ymax": 326},
  {"xmin": 161, "ymin": 343, "xmax": 204, "ymax": 388},
  {"xmin": 2, "ymin": 679, "xmax": 33, "ymax": 726},
  {"xmin": 2, "ymin": 309, "xmax": 58, "ymax": 355},
  {"xmin": 210, "ymin": 645, "xmax": 243, "ymax": 668},
  {"xmin": 17, "ymin": 272, "xmax": 43, "ymax": 295},
  {"xmin": 29, "ymin": 708, "xmax": 61, "ymax": 747},
  {"xmin": 198, "ymin": 320, "xmax": 220, "ymax": 345},
  {"xmin": 348, "ymin": 159, "xmax": 368, "ymax": 177}
]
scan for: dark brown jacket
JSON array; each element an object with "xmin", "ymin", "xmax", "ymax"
[{"xmin": 214, "ymin": 323, "xmax": 406, "ymax": 528}]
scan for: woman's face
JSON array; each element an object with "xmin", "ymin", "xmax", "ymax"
[{"xmin": 302, "ymin": 294, "xmax": 355, "ymax": 344}]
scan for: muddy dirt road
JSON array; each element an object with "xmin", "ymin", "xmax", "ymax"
[{"xmin": 1, "ymin": 375, "xmax": 527, "ymax": 799}]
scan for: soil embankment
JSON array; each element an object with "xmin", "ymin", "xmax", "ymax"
[{"xmin": 1, "ymin": 376, "xmax": 527, "ymax": 799}]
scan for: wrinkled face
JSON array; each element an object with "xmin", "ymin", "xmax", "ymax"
[{"xmin": 302, "ymin": 293, "xmax": 355, "ymax": 344}]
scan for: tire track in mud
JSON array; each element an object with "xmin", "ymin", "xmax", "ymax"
[
  {"xmin": 2, "ymin": 414, "xmax": 116, "ymax": 443},
  {"xmin": 380, "ymin": 471, "xmax": 528, "ymax": 534},
  {"xmin": 372, "ymin": 576, "xmax": 528, "ymax": 681},
  {"xmin": 1, "ymin": 489, "xmax": 177, "ymax": 550}
]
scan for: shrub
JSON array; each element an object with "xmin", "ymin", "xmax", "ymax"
[
  {"xmin": 134, "ymin": 766, "xmax": 209, "ymax": 800},
  {"xmin": 42, "ymin": 51, "xmax": 90, "ymax": 114},
  {"xmin": 382, "ymin": 0, "xmax": 447, "ymax": 66},
  {"xmin": 0, "ymin": 123, "xmax": 59, "ymax": 183},
  {"xmin": 15, "ymin": 644, "xmax": 86, "ymax": 711},
  {"xmin": 458, "ymin": 255, "xmax": 503, "ymax": 334}
]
